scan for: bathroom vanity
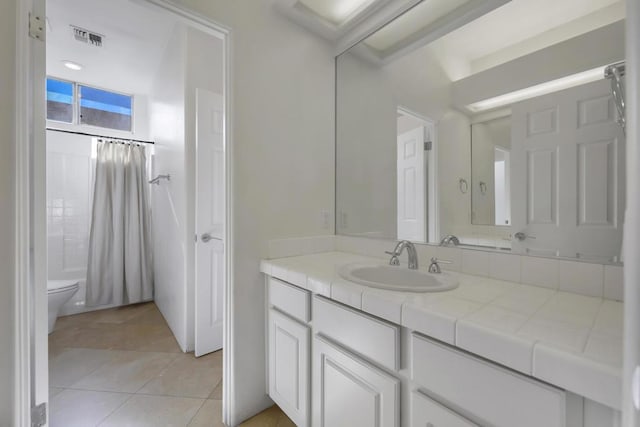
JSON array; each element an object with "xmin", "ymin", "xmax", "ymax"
[{"xmin": 261, "ymin": 251, "xmax": 622, "ymax": 427}]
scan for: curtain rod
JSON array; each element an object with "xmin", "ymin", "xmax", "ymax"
[{"xmin": 46, "ymin": 127, "xmax": 155, "ymax": 145}]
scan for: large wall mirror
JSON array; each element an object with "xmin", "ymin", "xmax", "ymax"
[{"xmin": 336, "ymin": 0, "xmax": 626, "ymax": 263}]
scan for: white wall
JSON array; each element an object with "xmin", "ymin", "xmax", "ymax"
[
  {"xmin": 0, "ymin": 0, "xmax": 16, "ymax": 422},
  {"xmin": 175, "ymin": 1, "xmax": 336, "ymax": 423},
  {"xmin": 149, "ymin": 24, "xmax": 189, "ymax": 351},
  {"xmin": 336, "ymin": 43, "xmax": 452, "ymax": 240}
]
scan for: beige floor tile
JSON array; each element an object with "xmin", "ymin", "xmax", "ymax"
[
  {"xmin": 137, "ymin": 351, "xmax": 222, "ymax": 398},
  {"xmin": 239, "ymin": 405, "xmax": 296, "ymax": 427},
  {"xmin": 208, "ymin": 379, "xmax": 223, "ymax": 400},
  {"xmin": 50, "ymin": 322, "xmax": 181, "ymax": 353},
  {"xmin": 55, "ymin": 303, "xmax": 156, "ymax": 330},
  {"xmin": 99, "ymin": 395, "xmax": 204, "ymax": 427},
  {"xmin": 50, "ymin": 389, "xmax": 130, "ymax": 427},
  {"xmin": 71, "ymin": 350, "xmax": 177, "ymax": 393},
  {"xmin": 125, "ymin": 306, "xmax": 168, "ymax": 325},
  {"xmin": 49, "ymin": 348, "xmax": 114, "ymax": 388},
  {"xmin": 188, "ymin": 399, "xmax": 224, "ymax": 427}
]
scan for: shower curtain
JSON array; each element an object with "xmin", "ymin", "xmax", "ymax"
[{"xmin": 86, "ymin": 140, "xmax": 153, "ymax": 306}]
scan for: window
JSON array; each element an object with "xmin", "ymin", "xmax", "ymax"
[
  {"xmin": 46, "ymin": 77, "xmax": 133, "ymax": 132},
  {"xmin": 46, "ymin": 78, "xmax": 74, "ymax": 123},
  {"xmin": 79, "ymin": 85, "xmax": 132, "ymax": 131}
]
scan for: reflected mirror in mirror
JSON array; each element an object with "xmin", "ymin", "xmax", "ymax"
[
  {"xmin": 336, "ymin": 0, "xmax": 626, "ymax": 263},
  {"xmin": 471, "ymin": 116, "xmax": 511, "ymax": 228}
]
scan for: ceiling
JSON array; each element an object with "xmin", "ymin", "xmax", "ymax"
[
  {"xmin": 300, "ymin": 0, "xmax": 379, "ymax": 25},
  {"xmin": 280, "ymin": 0, "xmax": 625, "ymax": 79},
  {"xmin": 46, "ymin": 0, "xmax": 178, "ymax": 95},
  {"xmin": 429, "ymin": 0, "xmax": 624, "ymax": 79}
]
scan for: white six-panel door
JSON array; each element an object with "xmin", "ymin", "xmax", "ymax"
[
  {"xmin": 511, "ymin": 79, "xmax": 625, "ymax": 259},
  {"xmin": 397, "ymin": 126, "xmax": 426, "ymax": 242},
  {"xmin": 195, "ymin": 89, "xmax": 225, "ymax": 356}
]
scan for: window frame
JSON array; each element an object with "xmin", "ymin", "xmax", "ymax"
[{"xmin": 46, "ymin": 76, "xmax": 135, "ymax": 133}]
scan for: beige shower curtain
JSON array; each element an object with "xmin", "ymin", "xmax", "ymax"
[{"xmin": 86, "ymin": 140, "xmax": 153, "ymax": 306}]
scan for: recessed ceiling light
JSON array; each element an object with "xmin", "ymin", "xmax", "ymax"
[
  {"xmin": 62, "ymin": 60, "xmax": 83, "ymax": 71},
  {"xmin": 467, "ymin": 66, "xmax": 605, "ymax": 112}
]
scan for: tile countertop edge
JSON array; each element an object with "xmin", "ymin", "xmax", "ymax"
[
  {"xmin": 533, "ymin": 342, "xmax": 622, "ymax": 411},
  {"xmin": 260, "ymin": 252, "xmax": 622, "ymax": 410}
]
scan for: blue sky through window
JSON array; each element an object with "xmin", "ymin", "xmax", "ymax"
[
  {"xmin": 79, "ymin": 86, "xmax": 132, "ymax": 116},
  {"xmin": 46, "ymin": 78, "xmax": 73, "ymax": 104}
]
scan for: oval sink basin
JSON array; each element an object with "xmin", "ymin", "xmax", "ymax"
[{"xmin": 338, "ymin": 263, "xmax": 458, "ymax": 292}]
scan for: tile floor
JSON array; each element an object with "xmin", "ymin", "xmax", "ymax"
[{"xmin": 49, "ymin": 302, "xmax": 294, "ymax": 427}]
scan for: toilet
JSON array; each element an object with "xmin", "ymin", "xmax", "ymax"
[{"xmin": 47, "ymin": 280, "xmax": 80, "ymax": 334}]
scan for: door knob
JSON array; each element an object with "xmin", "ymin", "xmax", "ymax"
[
  {"xmin": 201, "ymin": 233, "xmax": 213, "ymax": 243},
  {"xmin": 514, "ymin": 232, "xmax": 536, "ymax": 241}
]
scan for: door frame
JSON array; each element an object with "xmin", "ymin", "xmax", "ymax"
[
  {"xmin": 397, "ymin": 106, "xmax": 439, "ymax": 244},
  {"xmin": 13, "ymin": 0, "xmax": 235, "ymax": 425}
]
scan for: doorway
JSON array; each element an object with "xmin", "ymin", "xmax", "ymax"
[
  {"xmin": 396, "ymin": 107, "xmax": 438, "ymax": 244},
  {"xmin": 31, "ymin": 0, "xmax": 230, "ymax": 425}
]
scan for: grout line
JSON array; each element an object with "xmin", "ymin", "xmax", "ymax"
[
  {"xmin": 95, "ymin": 392, "xmax": 136, "ymax": 427},
  {"xmin": 185, "ymin": 398, "xmax": 210, "ymax": 427}
]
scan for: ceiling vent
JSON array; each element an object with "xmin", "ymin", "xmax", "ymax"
[{"xmin": 71, "ymin": 25, "xmax": 104, "ymax": 47}]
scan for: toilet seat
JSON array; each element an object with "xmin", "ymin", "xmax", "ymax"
[{"xmin": 48, "ymin": 280, "xmax": 80, "ymax": 294}]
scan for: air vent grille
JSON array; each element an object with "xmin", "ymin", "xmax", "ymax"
[{"xmin": 71, "ymin": 25, "xmax": 104, "ymax": 47}]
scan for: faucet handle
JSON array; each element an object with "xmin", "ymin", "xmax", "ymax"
[
  {"xmin": 430, "ymin": 257, "xmax": 452, "ymax": 264},
  {"xmin": 385, "ymin": 250, "xmax": 398, "ymax": 256}
]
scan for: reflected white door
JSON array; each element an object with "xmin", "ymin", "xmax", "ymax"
[
  {"xmin": 195, "ymin": 89, "xmax": 225, "ymax": 357},
  {"xmin": 397, "ymin": 126, "xmax": 426, "ymax": 242},
  {"xmin": 511, "ymin": 80, "xmax": 625, "ymax": 259}
]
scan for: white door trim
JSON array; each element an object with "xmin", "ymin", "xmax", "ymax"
[
  {"xmin": 14, "ymin": 0, "xmax": 235, "ymax": 425},
  {"xmin": 624, "ymin": 0, "xmax": 640, "ymax": 425},
  {"xmin": 14, "ymin": 0, "xmax": 35, "ymax": 425}
]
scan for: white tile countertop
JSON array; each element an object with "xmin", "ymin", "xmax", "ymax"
[{"xmin": 260, "ymin": 251, "xmax": 623, "ymax": 410}]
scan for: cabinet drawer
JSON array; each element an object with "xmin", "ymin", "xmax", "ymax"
[
  {"xmin": 411, "ymin": 333, "xmax": 566, "ymax": 427},
  {"xmin": 411, "ymin": 390, "xmax": 478, "ymax": 427},
  {"xmin": 269, "ymin": 277, "xmax": 311, "ymax": 323},
  {"xmin": 313, "ymin": 296, "xmax": 400, "ymax": 371}
]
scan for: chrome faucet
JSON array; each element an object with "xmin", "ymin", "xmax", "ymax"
[
  {"xmin": 428, "ymin": 257, "xmax": 451, "ymax": 274},
  {"xmin": 385, "ymin": 240, "xmax": 418, "ymax": 269},
  {"xmin": 440, "ymin": 235, "xmax": 460, "ymax": 246}
]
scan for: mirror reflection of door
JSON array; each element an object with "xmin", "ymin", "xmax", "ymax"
[
  {"xmin": 396, "ymin": 109, "xmax": 435, "ymax": 243},
  {"xmin": 511, "ymin": 79, "xmax": 625, "ymax": 259},
  {"xmin": 470, "ymin": 116, "xmax": 512, "ymax": 228},
  {"xmin": 494, "ymin": 146, "xmax": 511, "ymax": 226}
]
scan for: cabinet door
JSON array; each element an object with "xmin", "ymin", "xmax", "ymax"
[
  {"xmin": 313, "ymin": 335, "xmax": 399, "ymax": 427},
  {"xmin": 269, "ymin": 309, "xmax": 310, "ymax": 427},
  {"xmin": 411, "ymin": 390, "xmax": 478, "ymax": 427}
]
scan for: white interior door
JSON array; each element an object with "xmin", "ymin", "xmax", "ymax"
[
  {"xmin": 195, "ymin": 89, "xmax": 225, "ymax": 357},
  {"xmin": 397, "ymin": 126, "xmax": 426, "ymax": 242},
  {"xmin": 511, "ymin": 79, "xmax": 625, "ymax": 259}
]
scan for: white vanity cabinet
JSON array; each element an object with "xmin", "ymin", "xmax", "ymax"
[
  {"xmin": 265, "ymin": 274, "xmax": 620, "ymax": 427},
  {"xmin": 267, "ymin": 278, "xmax": 311, "ymax": 427}
]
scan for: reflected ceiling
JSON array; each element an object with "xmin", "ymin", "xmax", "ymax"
[{"xmin": 299, "ymin": 0, "xmax": 378, "ymax": 25}]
